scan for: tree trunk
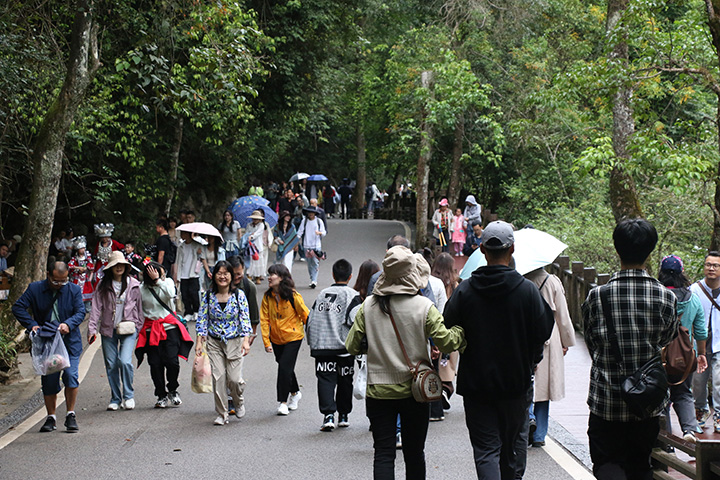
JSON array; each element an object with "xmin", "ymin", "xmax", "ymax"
[
  {"xmin": 165, "ymin": 116, "xmax": 184, "ymax": 216},
  {"xmin": 607, "ymin": 0, "xmax": 642, "ymax": 222},
  {"xmin": 6, "ymin": 0, "xmax": 99, "ymax": 319},
  {"xmin": 352, "ymin": 125, "xmax": 367, "ymax": 215},
  {"xmin": 447, "ymin": 114, "xmax": 464, "ymax": 209},
  {"xmin": 706, "ymin": 1, "xmax": 720, "ymax": 249},
  {"xmin": 415, "ymin": 71, "xmax": 435, "ymax": 251}
]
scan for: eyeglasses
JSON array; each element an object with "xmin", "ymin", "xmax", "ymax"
[
  {"xmin": 49, "ymin": 279, "xmax": 69, "ymax": 286},
  {"xmin": 705, "ymin": 263, "xmax": 720, "ymax": 270}
]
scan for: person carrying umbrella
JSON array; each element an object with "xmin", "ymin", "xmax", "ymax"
[{"xmin": 432, "ymin": 199, "xmax": 453, "ymax": 253}]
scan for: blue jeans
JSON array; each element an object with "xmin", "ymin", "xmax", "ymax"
[
  {"xmin": 101, "ymin": 331, "xmax": 137, "ymax": 404},
  {"xmin": 306, "ymin": 251, "xmax": 320, "ymax": 283},
  {"xmin": 529, "ymin": 401, "xmax": 549, "ymax": 443}
]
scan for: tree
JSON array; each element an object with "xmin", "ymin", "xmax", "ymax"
[
  {"xmin": 606, "ymin": 0, "xmax": 643, "ymax": 222},
  {"xmin": 8, "ymin": 0, "xmax": 99, "ymax": 314}
]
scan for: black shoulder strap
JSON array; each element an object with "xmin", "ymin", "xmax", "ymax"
[
  {"xmin": 538, "ymin": 273, "xmax": 550, "ymax": 292},
  {"xmin": 148, "ymin": 286, "xmax": 180, "ymax": 323},
  {"xmin": 600, "ymin": 286, "xmax": 626, "ymax": 373},
  {"xmin": 697, "ymin": 281, "xmax": 720, "ymax": 311}
]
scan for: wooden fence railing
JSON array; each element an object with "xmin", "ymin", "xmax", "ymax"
[{"xmin": 547, "ymin": 256, "xmax": 610, "ymax": 330}]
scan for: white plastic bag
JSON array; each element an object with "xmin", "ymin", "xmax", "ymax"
[
  {"xmin": 353, "ymin": 355, "xmax": 367, "ymax": 400},
  {"xmin": 31, "ymin": 330, "xmax": 70, "ymax": 376}
]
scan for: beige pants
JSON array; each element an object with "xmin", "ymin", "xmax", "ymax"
[{"xmin": 206, "ymin": 335, "xmax": 246, "ymax": 417}]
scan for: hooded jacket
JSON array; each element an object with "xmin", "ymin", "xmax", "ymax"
[
  {"xmin": 463, "ymin": 195, "xmax": 481, "ymax": 225},
  {"xmin": 443, "ymin": 264, "xmax": 554, "ymax": 401}
]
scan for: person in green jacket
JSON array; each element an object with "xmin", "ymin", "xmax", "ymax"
[{"xmin": 346, "ymin": 246, "xmax": 465, "ymax": 480}]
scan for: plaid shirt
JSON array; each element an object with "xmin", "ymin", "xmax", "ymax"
[{"xmin": 582, "ymin": 269, "xmax": 677, "ymax": 421}]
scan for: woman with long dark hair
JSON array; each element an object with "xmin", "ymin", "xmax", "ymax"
[
  {"xmin": 353, "ymin": 259, "xmax": 380, "ymax": 301},
  {"xmin": 273, "ymin": 210, "xmax": 299, "ymax": 273},
  {"xmin": 219, "ymin": 210, "xmax": 241, "ymax": 257},
  {"xmin": 431, "ymin": 253, "xmax": 459, "ymax": 300},
  {"xmin": 658, "ymin": 255, "xmax": 708, "ymax": 442},
  {"xmin": 260, "ymin": 264, "xmax": 309, "ymax": 415},
  {"xmin": 196, "ymin": 260, "xmax": 252, "ymax": 425},
  {"xmin": 345, "ymin": 246, "xmax": 465, "ymax": 479},
  {"xmin": 88, "ymin": 251, "xmax": 143, "ymax": 411}
]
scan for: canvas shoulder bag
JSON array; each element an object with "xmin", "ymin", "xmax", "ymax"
[
  {"xmin": 600, "ymin": 287, "xmax": 668, "ymax": 419},
  {"xmin": 387, "ymin": 306, "xmax": 442, "ymax": 403}
]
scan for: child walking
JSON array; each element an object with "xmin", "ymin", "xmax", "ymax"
[
  {"xmin": 451, "ymin": 208, "xmax": 467, "ymax": 256},
  {"xmin": 306, "ymin": 259, "xmax": 363, "ymax": 431}
]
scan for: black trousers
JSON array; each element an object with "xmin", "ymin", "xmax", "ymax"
[
  {"xmin": 180, "ymin": 277, "xmax": 200, "ymax": 316},
  {"xmin": 366, "ymin": 396, "xmax": 429, "ymax": 480},
  {"xmin": 588, "ymin": 413, "xmax": 659, "ymax": 480},
  {"xmin": 145, "ymin": 327, "xmax": 181, "ymax": 398},
  {"xmin": 464, "ymin": 396, "xmax": 528, "ymax": 480},
  {"xmin": 272, "ymin": 340, "xmax": 301, "ymax": 402},
  {"xmin": 315, "ymin": 355, "xmax": 354, "ymax": 415}
]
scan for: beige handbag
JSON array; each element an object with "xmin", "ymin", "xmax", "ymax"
[{"xmin": 116, "ymin": 321, "xmax": 136, "ymax": 336}]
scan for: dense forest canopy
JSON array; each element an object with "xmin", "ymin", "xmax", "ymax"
[{"xmin": 1, "ymin": 0, "xmax": 719, "ymax": 276}]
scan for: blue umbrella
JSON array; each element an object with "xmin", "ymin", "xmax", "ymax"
[
  {"xmin": 307, "ymin": 174, "xmax": 328, "ymax": 182},
  {"xmin": 234, "ymin": 203, "xmax": 279, "ymax": 228},
  {"xmin": 233, "ymin": 195, "xmax": 269, "ymax": 209}
]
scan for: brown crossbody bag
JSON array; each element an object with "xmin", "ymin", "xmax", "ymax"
[{"xmin": 387, "ymin": 308, "xmax": 442, "ymax": 403}]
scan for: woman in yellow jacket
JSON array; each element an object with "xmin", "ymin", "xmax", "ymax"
[{"xmin": 261, "ymin": 264, "xmax": 309, "ymax": 415}]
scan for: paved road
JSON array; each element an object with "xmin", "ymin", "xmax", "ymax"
[{"xmin": 0, "ymin": 219, "xmax": 586, "ymax": 479}]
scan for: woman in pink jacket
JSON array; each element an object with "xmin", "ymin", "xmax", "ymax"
[{"xmin": 88, "ymin": 251, "xmax": 144, "ymax": 411}]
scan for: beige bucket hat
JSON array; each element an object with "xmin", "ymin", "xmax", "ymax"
[
  {"xmin": 103, "ymin": 251, "xmax": 130, "ymax": 271},
  {"xmin": 372, "ymin": 246, "xmax": 430, "ymax": 296}
]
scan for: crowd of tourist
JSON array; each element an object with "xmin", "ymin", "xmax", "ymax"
[{"xmin": 15, "ymin": 172, "xmax": 718, "ymax": 480}]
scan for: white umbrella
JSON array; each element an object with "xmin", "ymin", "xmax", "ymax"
[
  {"xmin": 289, "ymin": 172, "xmax": 310, "ymax": 182},
  {"xmin": 460, "ymin": 228, "xmax": 567, "ymax": 279},
  {"xmin": 176, "ymin": 222, "xmax": 223, "ymax": 239}
]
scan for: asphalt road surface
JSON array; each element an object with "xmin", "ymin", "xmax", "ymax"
[{"xmin": 0, "ymin": 219, "xmax": 584, "ymax": 479}]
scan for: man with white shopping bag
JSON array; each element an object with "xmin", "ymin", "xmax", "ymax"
[{"xmin": 13, "ymin": 261, "xmax": 86, "ymax": 432}]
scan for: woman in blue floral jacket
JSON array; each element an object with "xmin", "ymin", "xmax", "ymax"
[{"xmin": 195, "ymin": 260, "xmax": 252, "ymax": 425}]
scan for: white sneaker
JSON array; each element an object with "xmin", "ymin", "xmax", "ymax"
[
  {"xmin": 214, "ymin": 415, "xmax": 228, "ymax": 425},
  {"xmin": 107, "ymin": 403, "xmax": 119, "ymax": 411},
  {"xmin": 277, "ymin": 403, "xmax": 289, "ymax": 416},
  {"xmin": 683, "ymin": 431, "xmax": 697, "ymax": 443},
  {"xmin": 235, "ymin": 404, "xmax": 246, "ymax": 419},
  {"xmin": 287, "ymin": 391, "xmax": 302, "ymax": 410},
  {"xmin": 122, "ymin": 398, "xmax": 135, "ymax": 410}
]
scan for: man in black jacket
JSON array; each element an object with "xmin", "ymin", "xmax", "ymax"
[{"xmin": 444, "ymin": 221, "xmax": 554, "ymax": 479}]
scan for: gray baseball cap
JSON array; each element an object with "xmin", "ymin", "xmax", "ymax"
[{"xmin": 482, "ymin": 221, "xmax": 514, "ymax": 249}]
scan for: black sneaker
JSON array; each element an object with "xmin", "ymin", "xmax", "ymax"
[
  {"xmin": 528, "ymin": 418, "xmax": 537, "ymax": 445},
  {"xmin": 168, "ymin": 391, "xmax": 182, "ymax": 406},
  {"xmin": 228, "ymin": 399, "xmax": 236, "ymax": 416},
  {"xmin": 338, "ymin": 413, "xmax": 349, "ymax": 428},
  {"xmin": 321, "ymin": 414, "xmax": 335, "ymax": 432},
  {"xmin": 39, "ymin": 416, "xmax": 56, "ymax": 432},
  {"xmin": 64, "ymin": 413, "xmax": 79, "ymax": 432}
]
